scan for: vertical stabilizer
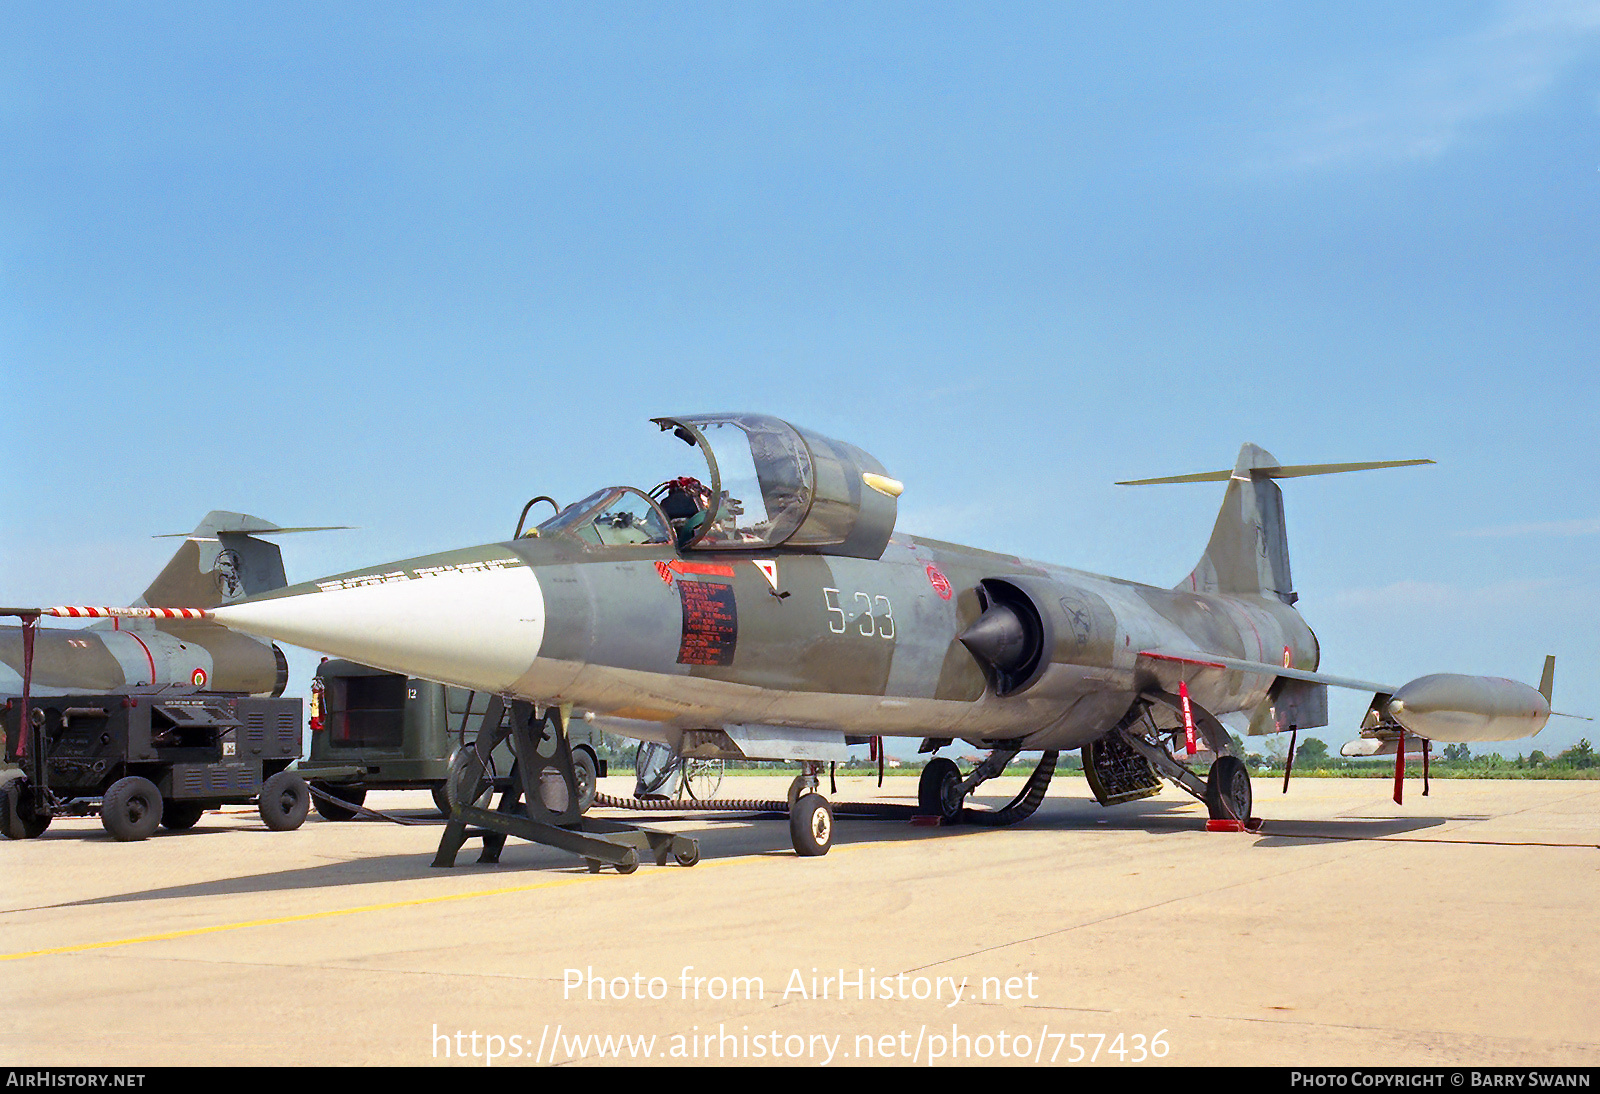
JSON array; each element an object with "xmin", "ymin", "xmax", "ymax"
[
  {"xmin": 1117, "ymin": 448, "xmax": 1432, "ymax": 606},
  {"xmin": 135, "ymin": 512, "xmax": 292, "ymax": 609},
  {"xmin": 1185, "ymin": 444, "xmax": 1294, "ymax": 602}
]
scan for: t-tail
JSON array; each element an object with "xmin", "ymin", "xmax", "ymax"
[
  {"xmin": 136, "ymin": 512, "xmax": 350, "ymax": 610},
  {"xmin": 1118, "ymin": 444, "xmax": 1435, "ymax": 605}
]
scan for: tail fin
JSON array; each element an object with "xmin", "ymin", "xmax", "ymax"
[
  {"xmin": 1118, "ymin": 446, "xmax": 1433, "ymax": 605},
  {"xmin": 134, "ymin": 512, "xmax": 349, "ymax": 610}
]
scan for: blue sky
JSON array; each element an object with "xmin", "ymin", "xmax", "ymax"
[{"xmin": 3, "ymin": 2, "xmax": 1597, "ymax": 755}]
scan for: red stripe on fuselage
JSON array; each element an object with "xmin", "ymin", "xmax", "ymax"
[
  {"xmin": 123, "ymin": 630, "xmax": 156, "ymax": 686},
  {"xmin": 1138, "ymin": 651, "xmax": 1227, "ymax": 670},
  {"xmin": 668, "ymin": 560, "xmax": 735, "ymax": 578}
]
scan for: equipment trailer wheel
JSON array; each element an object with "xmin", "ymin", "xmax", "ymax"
[
  {"xmin": 0, "ymin": 780, "xmax": 50, "ymax": 840},
  {"xmin": 445, "ymin": 749, "xmax": 494, "ymax": 813},
  {"xmin": 1205, "ymin": 756, "xmax": 1253, "ymax": 822},
  {"xmin": 160, "ymin": 802, "xmax": 206, "ymax": 831},
  {"xmin": 102, "ymin": 776, "xmax": 163, "ymax": 841},
  {"xmin": 790, "ymin": 793, "xmax": 834, "ymax": 856},
  {"xmin": 311, "ymin": 783, "xmax": 366, "ymax": 821},
  {"xmin": 259, "ymin": 771, "xmax": 310, "ymax": 831},
  {"xmin": 918, "ymin": 757, "xmax": 965, "ymax": 822}
]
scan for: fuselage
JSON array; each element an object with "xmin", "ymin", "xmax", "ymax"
[
  {"xmin": 0, "ymin": 620, "xmax": 287, "ymax": 698},
  {"xmin": 216, "ymin": 530, "xmax": 1318, "ymax": 752}
]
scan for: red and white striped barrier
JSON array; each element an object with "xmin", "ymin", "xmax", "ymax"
[{"xmin": 45, "ymin": 606, "xmax": 212, "ymax": 620}]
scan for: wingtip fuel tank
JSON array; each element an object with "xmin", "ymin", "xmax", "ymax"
[{"xmin": 1385, "ymin": 673, "xmax": 1551, "ymax": 743}]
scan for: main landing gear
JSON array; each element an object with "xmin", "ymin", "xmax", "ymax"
[
  {"xmin": 916, "ymin": 747, "xmax": 1059, "ymax": 826},
  {"xmin": 1085, "ymin": 697, "xmax": 1259, "ymax": 827}
]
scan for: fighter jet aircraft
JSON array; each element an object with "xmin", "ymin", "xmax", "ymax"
[
  {"xmin": 102, "ymin": 415, "xmax": 1561, "ymax": 855},
  {"xmin": 1, "ymin": 511, "xmax": 333, "ymax": 699}
]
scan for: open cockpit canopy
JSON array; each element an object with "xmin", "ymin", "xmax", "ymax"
[
  {"xmin": 650, "ymin": 413, "xmax": 900, "ymax": 559},
  {"xmin": 530, "ymin": 414, "xmax": 899, "ymax": 559}
]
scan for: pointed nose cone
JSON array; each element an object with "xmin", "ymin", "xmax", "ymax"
[
  {"xmin": 213, "ymin": 564, "xmax": 546, "ymax": 694},
  {"xmin": 959, "ymin": 603, "xmax": 1030, "ymax": 673}
]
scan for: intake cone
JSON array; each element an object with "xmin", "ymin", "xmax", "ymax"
[{"xmin": 959, "ymin": 604, "xmax": 1031, "ymax": 674}]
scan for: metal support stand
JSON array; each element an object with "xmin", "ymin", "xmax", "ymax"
[
  {"xmin": 432, "ymin": 701, "xmax": 697, "ymax": 873},
  {"xmin": 1, "ymin": 610, "xmax": 55, "ymax": 838}
]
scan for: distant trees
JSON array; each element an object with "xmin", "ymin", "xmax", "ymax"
[
  {"xmin": 1557, "ymin": 739, "xmax": 1595, "ymax": 769},
  {"xmin": 1293, "ymin": 737, "xmax": 1330, "ymax": 765}
]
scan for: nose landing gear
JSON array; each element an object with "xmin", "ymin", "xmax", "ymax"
[{"xmin": 790, "ymin": 793, "xmax": 833, "ymax": 856}]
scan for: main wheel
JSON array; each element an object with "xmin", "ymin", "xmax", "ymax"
[
  {"xmin": 572, "ymin": 749, "xmax": 598, "ymax": 814},
  {"xmin": 160, "ymin": 802, "xmax": 206, "ymax": 830},
  {"xmin": 258, "ymin": 770, "xmax": 310, "ymax": 831},
  {"xmin": 1205, "ymin": 756, "xmax": 1253, "ymax": 821},
  {"xmin": 790, "ymin": 793, "xmax": 833, "ymax": 856},
  {"xmin": 102, "ymin": 776, "xmax": 163, "ymax": 841},
  {"xmin": 431, "ymin": 785, "xmax": 452, "ymax": 816},
  {"xmin": 311, "ymin": 782, "xmax": 366, "ymax": 821},
  {"xmin": 918, "ymin": 757, "xmax": 965, "ymax": 822},
  {"xmin": 0, "ymin": 780, "xmax": 50, "ymax": 840}
]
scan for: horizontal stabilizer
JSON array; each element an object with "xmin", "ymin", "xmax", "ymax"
[
  {"xmin": 153, "ymin": 511, "xmax": 352, "ymax": 538},
  {"xmin": 1116, "ymin": 458, "xmax": 1434, "ymax": 486}
]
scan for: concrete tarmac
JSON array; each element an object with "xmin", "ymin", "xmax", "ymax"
[{"xmin": 2, "ymin": 774, "xmax": 1597, "ymax": 1067}]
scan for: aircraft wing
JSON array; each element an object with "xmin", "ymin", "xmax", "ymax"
[{"xmin": 1139, "ymin": 650, "xmax": 1397, "ymax": 695}]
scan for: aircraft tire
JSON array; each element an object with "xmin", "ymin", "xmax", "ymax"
[
  {"xmin": 311, "ymin": 783, "xmax": 365, "ymax": 822},
  {"xmin": 1205, "ymin": 756, "xmax": 1253, "ymax": 822},
  {"xmin": 918, "ymin": 757, "xmax": 964, "ymax": 822},
  {"xmin": 446, "ymin": 749, "xmax": 495, "ymax": 812},
  {"xmin": 431, "ymin": 785, "xmax": 452, "ymax": 816},
  {"xmin": 0, "ymin": 780, "xmax": 50, "ymax": 840},
  {"xmin": 102, "ymin": 776, "xmax": 163, "ymax": 842},
  {"xmin": 790, "ymin": 793, "xmax": 833, "ymax": 857},
  {"xmin": 160, "ymin": 802, "xmax": 206, "ymax": 830},
  {"xmin": 259, "ymin": 771, "xmax": 310, "ymax": 831},
  {"xmin": 572, "ymin": 748, "xmax": 598, "ymax": 814}
]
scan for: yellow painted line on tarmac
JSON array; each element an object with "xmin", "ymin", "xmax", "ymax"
[
  {"xmin": 0, "ymin": 834, "xmax": 861, "ymax": 964},
  {"xmin": 0, "ymin": 874, "xmax": 597, "ymax": 963},
  {"xmin": 0, "ymin": 804, "xmax": 896, "ymax": 965}
]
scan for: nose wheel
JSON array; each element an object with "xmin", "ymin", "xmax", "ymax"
[{"xmin": 789, "ymin": 793, "xmax": 833, "ymax": 856}]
